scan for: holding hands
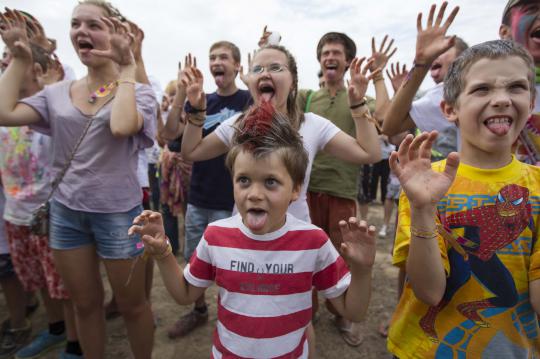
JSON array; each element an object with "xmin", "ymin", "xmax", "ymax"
[
  {"xmin": 338, "ymin": 218, "xmax": 377, "ymax": 272},
  {"xmin": 415, "ymin": 1, "xmax": 459, "ymax": 65},
  {"xmin": 389, "ymin": 132, "xmax": 459, "ymax": 210}
]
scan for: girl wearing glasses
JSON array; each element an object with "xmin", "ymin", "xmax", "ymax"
[{"xmin": 181, "ymin": 45, "xmax": 381, "ymax": 222}]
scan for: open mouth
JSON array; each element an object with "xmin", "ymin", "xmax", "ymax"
[
  {"xmin": 530, "ymin": 26, "xmax": 540, "ymax": 40},
  {"xmin": 484, "ymin": 116, "xmax": 513, "ymax": 136},
  {"xmin": 324, "ymin": 63, "xmax": 338, "ymax": 75},
  {"xmin": 77, "ymin": 39, "xmax": 94, "ymax": 52},
  {"xmin": 258, "ymin": 82, "xmax": 275, "ymax": 102}
]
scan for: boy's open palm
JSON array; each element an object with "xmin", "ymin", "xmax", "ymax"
[
  {"xmin": 415, "ymin": 2, "xmax": 459, "ymax": 64},
  {"xmin": 183, "ymin": 64, "xmax": 206, "ymax": 110},
  {"xmin": 389, "ymin": 132, "xmax": 459, "ymax": 209},
  {"xmin": 339, "ymin": 218, "xmax": 376, "ymax": 271},
  {"xmin": 128, "ymin": 210, "xmax": 169, "ymax": 256}
]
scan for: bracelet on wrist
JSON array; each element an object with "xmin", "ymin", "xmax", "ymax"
[
  {"xmin": 118, "ymin": 79, "xmax": 136, "ymax": 85},
  {"xmin": 410, "ymin": 226, "xmax": 438, "ymax": 240},
  {"xmin": 350, "ymin": 100, "xmax": 367, "ymax": 110},
  {"xmin": 187, "ymin": 107, "xmax": 206, "ymax": 114},
  {"xmin": 186, "ymin": 113, "xmax": 204, "ymax": 127},
  {"xmin": 412, "ymin": 60, "xmax": 431, "ymax": 68},
  {"xmin": 372, "ymin": 75, "xmax": 384, "ymax": 82},
  {"xmin": 153, "ymin": 240, "xmax": 172, "ymax": 260}
]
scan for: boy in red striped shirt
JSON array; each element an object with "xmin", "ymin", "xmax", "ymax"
[{"xmin": 129, "ymin": 102, "xmax": 377, "ymax": 358}]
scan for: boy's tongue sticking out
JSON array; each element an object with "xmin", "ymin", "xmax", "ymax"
[
  {"xmin": 246, "ymin": 209, "xmax": 268, "ymax": 231},
  {"xmin": 485, "ymin": 117, "xmax": 512, "ymax": 136}
]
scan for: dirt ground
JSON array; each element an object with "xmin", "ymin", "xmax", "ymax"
[{"xmin": 0, "ymin": 202, "xmax": 399, "ymax": 358}]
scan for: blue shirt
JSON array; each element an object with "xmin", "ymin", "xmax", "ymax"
[{"xmin": 185, "ymin": 90, "xmax": 251, "ymax": 210}]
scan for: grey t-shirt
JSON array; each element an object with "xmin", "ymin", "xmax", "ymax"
[{"xmin": 20, "ymin": 80, "xmax": 157, "ymax": 213}]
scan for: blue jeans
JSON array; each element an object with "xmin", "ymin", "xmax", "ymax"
[
  {"xmin": 184, "ymin": 204, "xmax": 231, "ymax": 262},
  {"xmin": 49, "ymin": 200, "xmax": 143, "ymax": 259}
]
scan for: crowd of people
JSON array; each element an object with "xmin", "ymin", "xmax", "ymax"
[{"xmin": 0, "ymin": 0, "xmax": 539, "ymax": 358}]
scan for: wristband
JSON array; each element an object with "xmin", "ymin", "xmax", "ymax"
[
  {"xmin": 187, "ymin": 107, "xmax": 206, "ymax": 114},
  {"xmin": 152, "ymin": 240, "xmax": 172, "ymax": 260},
  {"xmin": 410, "ymin": 226, "xmax": 438, "ymax": 240},
  {"xmin": 412, "ymin": 60, "xmax": 430, "ymax": 68},
  {"xmin": 350, "ymin": 100, "xmax": 367, "ymax": 110},
  {"xmin": 186, "ymin": 113, "xmax": 205, "ymax": 127},
  {"xmin": 118, "ymin": 79, "xmax": 136, "ymax": 85},
  {"xmin": 372, "ymin": 75, "xmax": 384, "ymax": 82}
]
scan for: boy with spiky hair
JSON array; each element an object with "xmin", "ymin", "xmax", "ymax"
[
  {"xmin": 388, "ymin": 39, "xmax": 540, "ymax": 358},
  {"xmin": 129, "ymin": 102, "xmax": 377, "ymax": 358}
]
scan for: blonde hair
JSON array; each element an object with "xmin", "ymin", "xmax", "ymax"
[
  {"xmin": 165, "ymin": 80, "xmax": 177, "ymax": 97},
  {"xmin": 77, "ymin": 0, "xmax": 126, "ymax": 21}
]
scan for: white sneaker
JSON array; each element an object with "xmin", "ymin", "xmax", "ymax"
[{"xmin": 378, "ymin": 225, "xmax": 387, "ymax": 237}]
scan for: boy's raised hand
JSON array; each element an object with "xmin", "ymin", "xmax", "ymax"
[
  {"xmin": 90, "ymin": 17, "xmax": 135, "ymax": 67},
  {"xmin": 415, "ymin": 2, "xmax": 459, "ymax": 65},
  {"xmin": 338, "ymin": 218, "xmax": 376, "ymax": 272},
  {"xmin": 176, "ymin": 54, "xmax": 195, "ymax": 99},
  {"xmin": 0, "ymin": 9, "xmax": 32, "ymax": 63},
  {"xmin": 181, "ymin": 56, "xmax": 206, "ymax": 110},
  {"xmin": 347, "ymin": 57, "xmax": 379, "ymax": 106},
  {"xmin": 128, "ymin": 210, "xmax": 169, "ymax": 256},
  {"xmin": 369, "ymin": 35, "xmax": 397, "ymax": 72},
  {"xmin": 389, "ymin": 131, "xmax": 459, "ymax": 209}
]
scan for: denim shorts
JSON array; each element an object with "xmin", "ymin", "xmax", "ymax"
[
  {"xmin": 49, "ymin": 200, "xmax": 143, "ymax": 259},
  {"xmin": 184, "ymin": 204, "xmax": 231, "ymax": 262}
]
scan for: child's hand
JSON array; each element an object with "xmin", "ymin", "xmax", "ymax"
[
  {"xmin": 389, "ymin": 131, "xmax": 459, "ymax": 210},
  {"xmin": 368, "ymin": 35, "xmax": 397, "ymax": 72},
  {"xmin": 347, "ymin": 57, "xmax": 378, "ymax": 106},
  {"xmin": 0, "ymin": 9, "xmax": 32, "ymax": 63},
  {"xmin": 128, "ymin": 210, "xmax": 169, "ymax": 256},
  {"xmin": 181, "ymin": 58, "xmax": 206, "ymax": 110},
  {"xmin": 90, "ymin": 17, "xmax": 135, "ymax": 67},
  {"xmin": 386, "ymin": 62, "xmax": 408, "ymax": 92},
  {"xmin": 415, "ymin": 2, "xmax": 459, "ymax": 65},
  {"xmin": 339, "ymin": 218, "xmax": 376, "ymax": 272}
]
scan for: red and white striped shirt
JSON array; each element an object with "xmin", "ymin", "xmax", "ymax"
[{"xmin": 184, "ymin": 213, "xmax": 351, "ymax": 358}]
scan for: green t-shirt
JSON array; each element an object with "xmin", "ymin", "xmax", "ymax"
[{"xmin": 297, "ymin": 88, "xmax": 375, "ymax": 200}]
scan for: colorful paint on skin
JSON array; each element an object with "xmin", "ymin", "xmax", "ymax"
[{"xmin": 511, "ymin": 7, "xmax": 538, "ymax": 45}]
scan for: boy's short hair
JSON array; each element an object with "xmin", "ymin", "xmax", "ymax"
[
  {"xmin": 209, "ymin": 41, "xmax": 241, "ymax": 64},
  {"xmin": 443, "ymin": 39, "xmax": 535, "ymax": 106},
  {"xmin": 225, "ymin": 102, "xmax": 308, "ymax": 188},
  {"xmin": 453, "ymin": 36, "xmax": 469, "ymax": 56},
  {"xmin": 316, "ymin": 32, "xmax": 356, "ymax": 62}
]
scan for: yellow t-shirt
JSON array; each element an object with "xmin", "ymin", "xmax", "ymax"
[{"xmin": 388, "ymin": 157, "xmax": 540, "ymax": 358}]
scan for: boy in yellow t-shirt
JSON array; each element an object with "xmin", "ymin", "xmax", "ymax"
[{"xmin": 387, "ymin": 35, "xmax": 540, "ymax": 359}]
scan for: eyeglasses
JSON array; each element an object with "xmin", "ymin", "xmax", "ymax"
[{"xmin": 250, "ymin": 63, "xmax": 289, "ymax": 74}]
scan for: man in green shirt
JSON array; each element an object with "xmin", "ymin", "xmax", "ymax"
[{"xmin": 298, "ymin": 31, "xmax": 387, "ymax": 347}]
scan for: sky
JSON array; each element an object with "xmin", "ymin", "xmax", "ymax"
[{"xmin": 3, "ymin": 0, "xmax": 506, "ymax": 97}]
